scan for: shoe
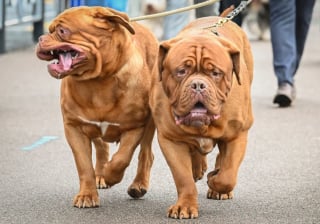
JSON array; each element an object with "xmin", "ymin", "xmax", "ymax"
[{"xmin": 273, "ymin": 83, "xmax": 296, "ymax": 107}]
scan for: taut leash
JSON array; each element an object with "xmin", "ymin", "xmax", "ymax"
[
  {"xmin": 130, "ymin": 0, "xmax": 220, "ymax": 22},
  {"xmin": 129, "ymin": 0, "xmax": 253, "ymax": 35}
]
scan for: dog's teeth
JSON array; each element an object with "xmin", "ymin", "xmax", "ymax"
[
  {"xmin": 72, "ymin": 53, "xmax": 78, "ymax": 59},
  {"xmin": 50, "ymin": 50, "xmax": 54, "ymax": 55}
]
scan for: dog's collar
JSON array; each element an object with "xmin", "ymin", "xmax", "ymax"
[{"xmin": 211, "ymin": 30, "xmax": 220, "ymax": 36}]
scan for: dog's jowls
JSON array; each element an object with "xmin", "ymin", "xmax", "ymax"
[
  {"xmin": 150, "ymin": 16, "xmax": 254, "ymax": 218},
  {"xmin": 36, "ymin": 6, "xmax": 158, "ymax": 208}
]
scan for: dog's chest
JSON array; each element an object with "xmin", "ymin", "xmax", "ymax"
[
  {"xmin": 195, "ymin": 137, "xmax": 214, "ymax": 154},
  {"xmin": 78, "ymin": 116, "xmax": 119, "ymax": 136}
]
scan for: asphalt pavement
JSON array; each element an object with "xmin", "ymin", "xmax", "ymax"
[{"xmin": 1, "ymin": 4, "xmax": 320, "ymax": 224}]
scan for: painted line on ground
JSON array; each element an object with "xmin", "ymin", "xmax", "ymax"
[{"xmin": 22, "ymin": 136, "xmax": 58, "ymax": 151}]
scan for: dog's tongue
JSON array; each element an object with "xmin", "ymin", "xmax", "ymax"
[{"xmin": 59, "ymin": 52, "xmax": 72, "ymax": 71}]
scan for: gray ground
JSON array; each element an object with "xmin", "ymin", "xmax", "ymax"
[{"xmin": 1, "ymin": 3, "xmax": 320, "ymax": 224}]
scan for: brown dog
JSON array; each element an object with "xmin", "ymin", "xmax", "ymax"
[
  {"xmin": 36, "ymin": 6, "xmax": 158, "ymax": 208},
  {"xmin": 150, "ymin": 16, "xmax": 254, "ymax": 218}
]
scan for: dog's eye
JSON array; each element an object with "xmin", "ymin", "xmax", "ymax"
[
  {"xmin": 56, "ymin": 26, "xmax": 70, "ymax": 38},
  {"xmin": 212, "ymin": 71, "xmax": 221, "ymax": 77},
  {"xmin": 176, "ymin": 68, "xmax": 187, "ymax": 77},
  {"xmin": 210, "ymin": 69, "xmax": 223, "ymax": 81}
]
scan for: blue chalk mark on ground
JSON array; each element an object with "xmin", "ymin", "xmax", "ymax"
[{"xmin": 22, "ymin": 136, "xmax": 58, "ymax": 151}]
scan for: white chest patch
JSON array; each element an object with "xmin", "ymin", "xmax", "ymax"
[{"xmin": 78, "ymin": 116, "xmax": 120, "ymax": 136}]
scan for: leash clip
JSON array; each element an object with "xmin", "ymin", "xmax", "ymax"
[
  {"xmin": 207, "ymin": 18, "xmax": 229, "ymax": 35},
  {"xmin": 226, "ymin": 0, "xmax": 252, "ymax": 20},
  {"xmin": 203, "ymin": 0, "xmax": 252, "ymax": 35}
]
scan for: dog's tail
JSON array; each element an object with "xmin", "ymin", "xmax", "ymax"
[{"xmin": 219, "ymin": 5, "xmax": 235, "ymax": 17}]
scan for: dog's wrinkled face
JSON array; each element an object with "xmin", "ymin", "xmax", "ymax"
[
  {"xmin": 36, "ymin": 6, "xmax": 135, "ymax": 80},
  {"xmin": 159, "ymin": 35, "xmax": 240, "ymax": 127}
]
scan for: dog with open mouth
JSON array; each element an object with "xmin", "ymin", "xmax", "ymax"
[
  {"xmin": 36, "ymin": 6, "xmax": 158, "ymax": 208},
  {"xmin": 150, "ymin": 15, "xmax": 254, "ymax": 218}
]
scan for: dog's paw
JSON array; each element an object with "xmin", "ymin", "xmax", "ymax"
[
  {"xmin": 206, "ymin": 173, "xmax": 234, "ymax": 200},
  {"xmin": 102, "ymin": 162, "xmax": 125, "ymax": 187},
  {"xmin": 96, "ymin": 175, "xmax": 109, "ymax": 189},
  {"xmin": 206, "ymin": 169, "xmax": 236, "ymax": 198},
  {"xmin": 207, "ymin": 188, "xmax": 234, "ymax": 200},
  {"xmin": 73, "ymin": 192, "xmax": 100, "ymax": 208},
  {"xmin": 127, "ymin": 182, "xmax": 147, "ymax": 199},
  {"xmin": 167, "ymin": 203, "xmax": 199, "ymax": 219}
]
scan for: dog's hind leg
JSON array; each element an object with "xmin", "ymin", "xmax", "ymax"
[
  {"xmin": 102, "ymin": 126, "xmax": 146, "ymax": 189},
  {"xmin": 191, "ymin": 151, "xmax": 208, "ymax": 182},
  {"xmin": 127, "ymin": 117, "xmax": 155, "ymax": 198},
  {"xmin": 93, "ymin": 138, "xmax": 109, "ymax": 189}
]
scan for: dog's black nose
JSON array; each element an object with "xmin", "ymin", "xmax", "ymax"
[{"xmin": 191, "ymin": 79, "xmax": 207, "ymax": 92}]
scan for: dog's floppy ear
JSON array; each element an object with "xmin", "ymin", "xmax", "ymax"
[
  {"xmin": 158, "ymin": 41, "xmax": 171, "ymax": 81},
  {"xmin": 158, "ymin": 38, "xmax": 183, "ymax": 81},
  {"xmin": 219, "ymin": 37, "xmax": 241, "ymax": 85},
  {"xmin": 93, "ymin": 7, "xmax": 135, "ymax": 34}
]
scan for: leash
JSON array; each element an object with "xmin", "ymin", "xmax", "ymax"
[
  {"xmin": 129, "ymin": 0, "xmax": 253, "ymax": 35},
  {"xmin": 203, "ymin": 0, "xmax": 252, "ymax": 34},
  {"xmin": 130, "ymin": 0, "xmax": 220, "ymax": 21}
]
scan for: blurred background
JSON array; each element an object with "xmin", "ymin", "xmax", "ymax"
[{"xmin": 0, "ymin": 0, "xmax": 279, "ymax": 53}]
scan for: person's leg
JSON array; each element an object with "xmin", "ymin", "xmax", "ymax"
[
  {"xmin": 269, "ymin": 0, "xmax": 296, "ymax": 86},
  {"xmin": 163, "ymin": 0, "xmax": 190, "ymax": 40},
  {"xmin": 194, "ymin": 0, "xmax": 219, "ymax": 18},
  {"xmin": 270, "ymin": 0, "xmax": 297, "ymax": 107},
  {"xmin": 127, "ymin": 0, "xmax": 142, "ymax": 17},
  {"xmin": 294, "ymin": 0, "xmax": 315, "ymax": 73}
]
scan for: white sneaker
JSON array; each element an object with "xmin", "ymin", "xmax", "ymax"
[{"xmin": 273, "ymin": 83, "xmax": 296, "ymax": 107}]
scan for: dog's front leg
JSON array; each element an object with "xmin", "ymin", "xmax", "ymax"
[
  {"xmin": 207, "ymin": 131, "xmax": 248, "ymax": 200},
  {"xmin": 158, "ymin": 133, "xmax": 199, "ymax": 219},
  {"xmin": 64, "ymin": 124, "xmax": 99, "ymax": 208}
]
